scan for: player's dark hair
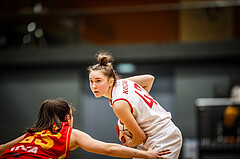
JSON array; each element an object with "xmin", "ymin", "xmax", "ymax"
[
  {"xmin": 27, "ymin": 99, "xmax": 73, "ymax": 134},
  {"xmin": 88, "ymin": 50, "xmax": 118, "ymax": 86}
]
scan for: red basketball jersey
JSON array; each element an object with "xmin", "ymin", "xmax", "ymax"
[{"xmin": 0, "ymin": 122, "xmax": 72, "ymax": 159}]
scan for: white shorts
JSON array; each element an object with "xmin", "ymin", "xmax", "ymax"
[{"xmin": 133, "ymin": 122, "xmax": 182, "ymax": 159}]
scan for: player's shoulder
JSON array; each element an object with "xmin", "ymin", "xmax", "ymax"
[
  {"xmin": 70, "ymin": 129, "xmax": 85, "ymax": 145},
  {"xmin": 71, "ymin": 129, "xmax": 83, "ymax": 136},
  {"xmin": 69, "ymin": 129, "xmax": 85, "ymax": 151},
  {"xmin": 116, "ymin": 79, "xmax": 135, "ymax": 87},
  {"xmin": 71, "ymin": 129, "xmax": 91, "ymax": 138},
  {"xmin": 114, "ymin": 79, "xmax": 135, "ymax": 94}
]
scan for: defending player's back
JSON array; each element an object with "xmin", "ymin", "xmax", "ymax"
[{"xmin": 1, "ymin": 122, "xmax": 72, "ymax": 159}]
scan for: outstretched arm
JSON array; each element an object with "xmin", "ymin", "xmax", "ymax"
[
  {"xmin": 125, "ymin": 75, "xmax": 155, "ymax": 93},
  {"xmin": 70, "ymin": 129, "xmax": 170, "ymax": 159},
  {"xmin": 0, "ymin": 134, "xmax": 25, "ymax": 156}
]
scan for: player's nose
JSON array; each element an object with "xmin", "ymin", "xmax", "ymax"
[{"xmin": 92, "ymin": 82, "xmax": 98, "ymax": 88}]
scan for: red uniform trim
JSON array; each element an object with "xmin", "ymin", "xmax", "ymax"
[{"xmin": 112, "ymin": 98, "xmax": 133, "ymax": 113}]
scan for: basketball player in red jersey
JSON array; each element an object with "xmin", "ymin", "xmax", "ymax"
[{"xmin": 0, "ymin": 99, "xmax": 170, "ymax": 159}]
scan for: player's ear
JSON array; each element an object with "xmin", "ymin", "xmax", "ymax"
[
  {"xmin": 65, "ymin": 114, "xmax": 71, "ymax": 123},
  {"xmin": 109, "ymin": 77, "xmax": 114, "ymax": 87}
]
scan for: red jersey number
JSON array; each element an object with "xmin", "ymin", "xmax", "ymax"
[{"xmin": 134, "ymin": 83, "xmax": 157, "ymax": 108}]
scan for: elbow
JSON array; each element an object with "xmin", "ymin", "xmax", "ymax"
[
  {"xmin": 140, "ymin": 135, "xmax": 147, "ymax": 144},
  {"xmin": 150, "ymin": 74, "xmax": 155, "ymax": 82},
  {"xmin": 146, "ymin": 74, "xmax": 155, "ymax": 83},
  {"xmin": 134, "ymin": 135, "xmax": 146, "ymax": 146}
]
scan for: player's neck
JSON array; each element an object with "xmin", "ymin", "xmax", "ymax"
[{"xmin": 103, "ymin": 86, "xmax": 113, "ymax": 100}]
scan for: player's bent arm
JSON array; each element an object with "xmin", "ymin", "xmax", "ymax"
[
  {"xmin": 69, "ymin": 129, "xmax": 164, "ymax": 159},
  {"xmin": 0, "ymin": 134, "xmax": 25, "ymax": 156},
  {"xmin": 125, "ymin": 75, "xmax": 155, "ymax": 93},
  {"xmin": 113, "ymin": 100, "xmax": 146, "ymax": 147}
]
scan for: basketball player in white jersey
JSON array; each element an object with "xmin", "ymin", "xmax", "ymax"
[{"xmin": 88, "ymin": 51, "xmax": 182, "ymax": 159}]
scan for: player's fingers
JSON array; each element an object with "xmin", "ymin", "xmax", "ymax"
[
  {"xmin": 149, "ymin": 145, "xmax": 155, "ymax": 151},
  {"xmin": 121, "ymin": 130, "xmax": 126, "ymax": 136},
  {"xmin": 158, "ymin": 149, "xmax": 171, "ymax": 156},
  {"xmin": 159, "ymin": 151, "xmax": 171, "ymax": 156},
  {"xmin": 122, "ymin": 130, "xmax": 132, "ymax": 140},
  {"xmin": 159, "ymin": 149, "xmax": 171, "ymax": 153},
  {"xmin": 159, "ymin": 149, "xmax": 170, "ymax": 152},
  {"xmin": 159, "ymin": 152, "xmax": 171, "ymax": 156},
  {"xmin": 158, "ymin": 154, "xmax": 169, "ymax": 159}
]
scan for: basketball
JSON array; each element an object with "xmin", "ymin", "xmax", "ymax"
[{"xmin": 116, "ymin": 119, "xmax": 133, "ymax": 143}]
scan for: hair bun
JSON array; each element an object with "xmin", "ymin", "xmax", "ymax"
[{"xmin": 97, "ymin": 51, "xmax": 113, "ymax": 66}]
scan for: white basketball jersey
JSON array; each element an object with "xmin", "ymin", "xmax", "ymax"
[{"xmin": 110, "ymin": 79, "xmax": 172, "ymax": 137}]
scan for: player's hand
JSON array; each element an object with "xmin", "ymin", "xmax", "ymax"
[
  {"xmin": 147, "ymin": 146, "xmax": 171, "ymax": 159},
  {"xmin": 121, "ymin": 130, "xmax": 133, "ymax": 147}
]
